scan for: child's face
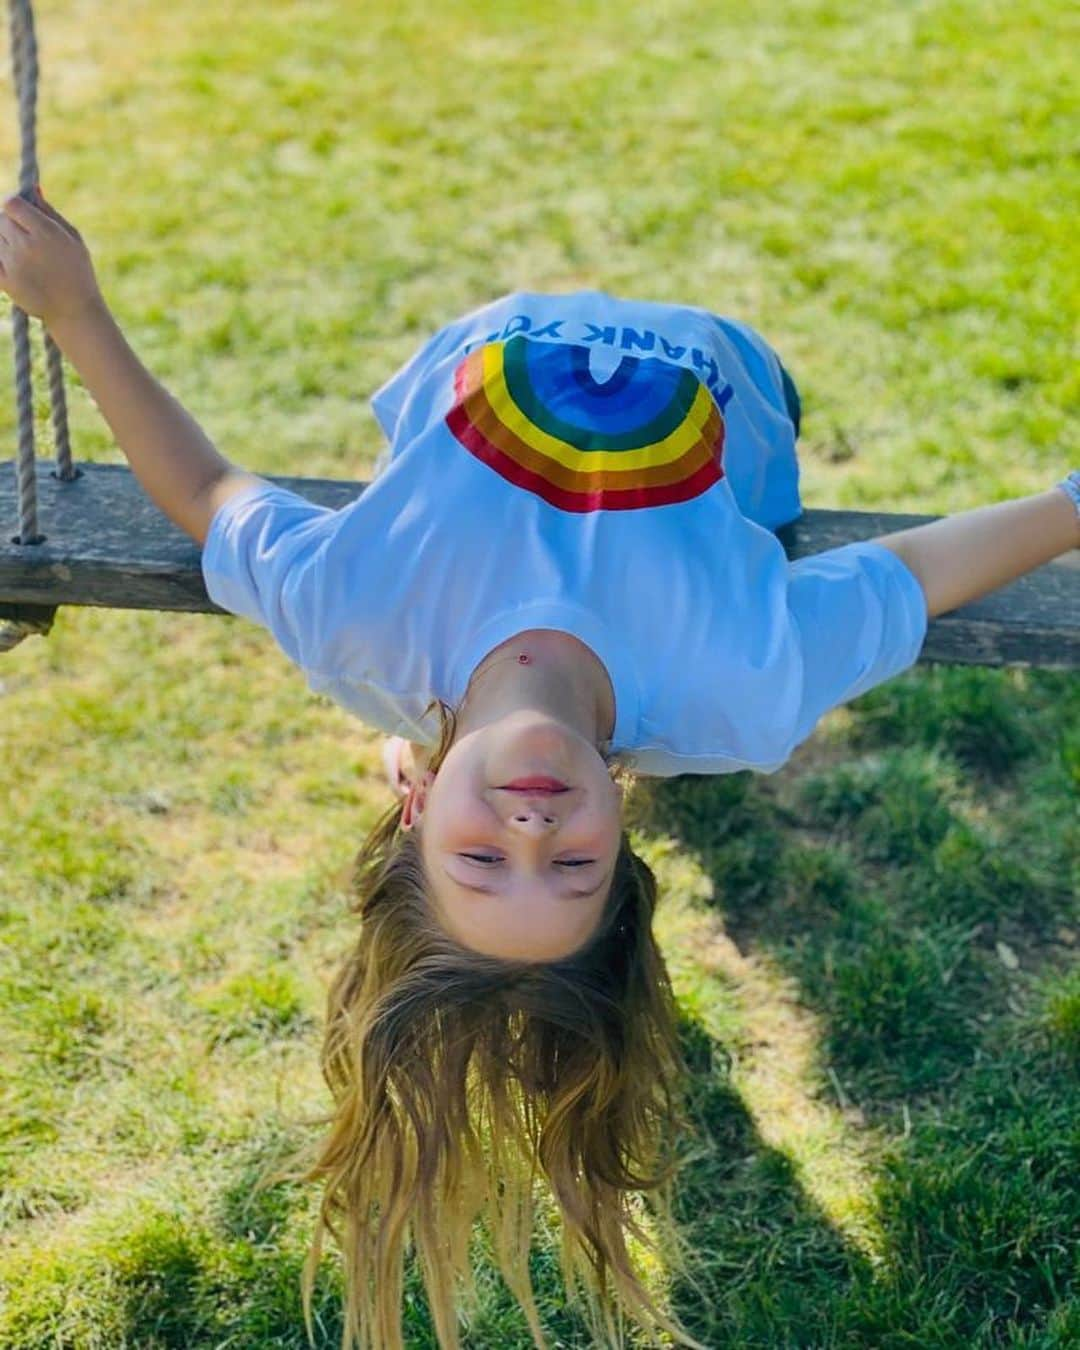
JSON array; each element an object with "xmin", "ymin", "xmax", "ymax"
[{"xmin": 404, "ymin": 711, "xmax": 623, "ymax": 961}]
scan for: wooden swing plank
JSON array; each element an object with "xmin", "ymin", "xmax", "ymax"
[{"xmin": 2, "ymin": 459, "xmax": 1078, "ymax": 668}]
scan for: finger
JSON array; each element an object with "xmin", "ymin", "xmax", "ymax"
[
  {"xmin": 18, "ymin": 190, "xmax": 79, "ymax": 241},
  {"xmin": 1, "ymin": 196, "xmax": 34, "ymax": 234}
]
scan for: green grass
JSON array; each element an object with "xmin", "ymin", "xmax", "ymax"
[{"xmin": 2, "ymin": 0, "xmax": 1078, "ymax": 1345}]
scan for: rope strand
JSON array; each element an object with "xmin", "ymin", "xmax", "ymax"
[{"xmin": 2, "ymin": 0, "xmax": 75, "ymax": 650}]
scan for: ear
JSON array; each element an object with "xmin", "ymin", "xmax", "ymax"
[{"xmin": 400, "ymin": 770, "xmax": 435, "ymax": 831}]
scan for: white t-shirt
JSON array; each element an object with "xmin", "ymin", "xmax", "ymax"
[{"xmin": 201, "ymin": 289, "xmax": 928, "ymax": 776}]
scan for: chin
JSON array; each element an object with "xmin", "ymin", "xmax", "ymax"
[
  {"xmin": 486, "ymin": 722, "xmax": 581, "ymax": 783},
  {"xmin": 504, "ymin": 718, "xmax": 581, "ymax": 755}
]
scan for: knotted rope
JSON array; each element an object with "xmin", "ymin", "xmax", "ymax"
[{"xmin": 1, "ymin": 0, "xmax": 77, "ymax": 653}]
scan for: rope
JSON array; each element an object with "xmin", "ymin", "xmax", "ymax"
[{"xmin": 2, "ymin": 0, "xmax": 77, "ymax": 652}]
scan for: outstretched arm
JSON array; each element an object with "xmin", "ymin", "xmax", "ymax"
[
  {"xmin": 48, "ymin": 301, "xmax": 263, "ymax": 546},
  {"xmin": 872, "ymin": 486, "xmax": 1079, "ymax": 619},
  {"xmin": 0, "ymin": 190, "xmax": 261, "ymax": 547}
]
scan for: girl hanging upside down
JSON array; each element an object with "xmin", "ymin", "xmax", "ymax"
[{"xmin": 2, "ymin": 186, "xmax": 1077, "ymax": 1350}]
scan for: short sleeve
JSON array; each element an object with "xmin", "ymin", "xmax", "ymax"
[
  {"xmin": 200, "ymin": 480, "xmax": 338, "ymax": 668},
  {"xmin": 786, "ymin": 539, "xmax": 929, "ymax": 748}
]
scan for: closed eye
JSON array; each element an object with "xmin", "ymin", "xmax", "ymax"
[{"xmin": 460, "ymin": 853, "xmax": 594, "ymax": 867}]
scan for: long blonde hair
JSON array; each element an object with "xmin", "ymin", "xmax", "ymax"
[{"xmin": 266, "ymin": 701, "xmax": 710, "ymax": 1349}]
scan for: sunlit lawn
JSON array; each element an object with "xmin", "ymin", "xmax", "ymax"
[{"xmin": 1, "ymin": 1, "xmax": 1077, "ymax": 1345}]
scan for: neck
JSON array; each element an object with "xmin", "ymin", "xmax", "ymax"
[{"xmin": 454, "ymin": 630, "xmax": 615, "ymax": 749}]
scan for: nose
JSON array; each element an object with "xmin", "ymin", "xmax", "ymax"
[{"xmin": 506, "ymin": 801, "xmax": 560, "ymax": 832}]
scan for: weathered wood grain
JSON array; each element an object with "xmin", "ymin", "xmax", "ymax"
[{"xmin": 2, "ymin": 460, "xmax": 1078, "ymax": 668}]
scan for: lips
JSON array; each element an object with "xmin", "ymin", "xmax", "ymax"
[{"xmin": 501, "ymin": 777, "xmax": 570, "ymax": 793}]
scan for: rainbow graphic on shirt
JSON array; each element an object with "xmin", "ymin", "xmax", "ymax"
[{"xmin": 445, "ymin": 334, "xmax": 726, "ymax": 512}]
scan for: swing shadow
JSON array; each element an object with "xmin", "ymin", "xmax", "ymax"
[{"xmin": 635, "ymin": 763, "xmax": 1077, "ymax": 1347}]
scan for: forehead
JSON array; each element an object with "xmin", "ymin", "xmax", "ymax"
[{"xmin": 435, "ymin": 895, "xmax": 604, "ymax": 960}]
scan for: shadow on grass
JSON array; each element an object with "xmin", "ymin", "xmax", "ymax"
[
  {"xmin": 664, "ymin": 1013, "xmax": 1079, "ymax": 1349},
  {"xmin": 640, "ymin": 664, "xmax": 1079, "ymax": 1348}
]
